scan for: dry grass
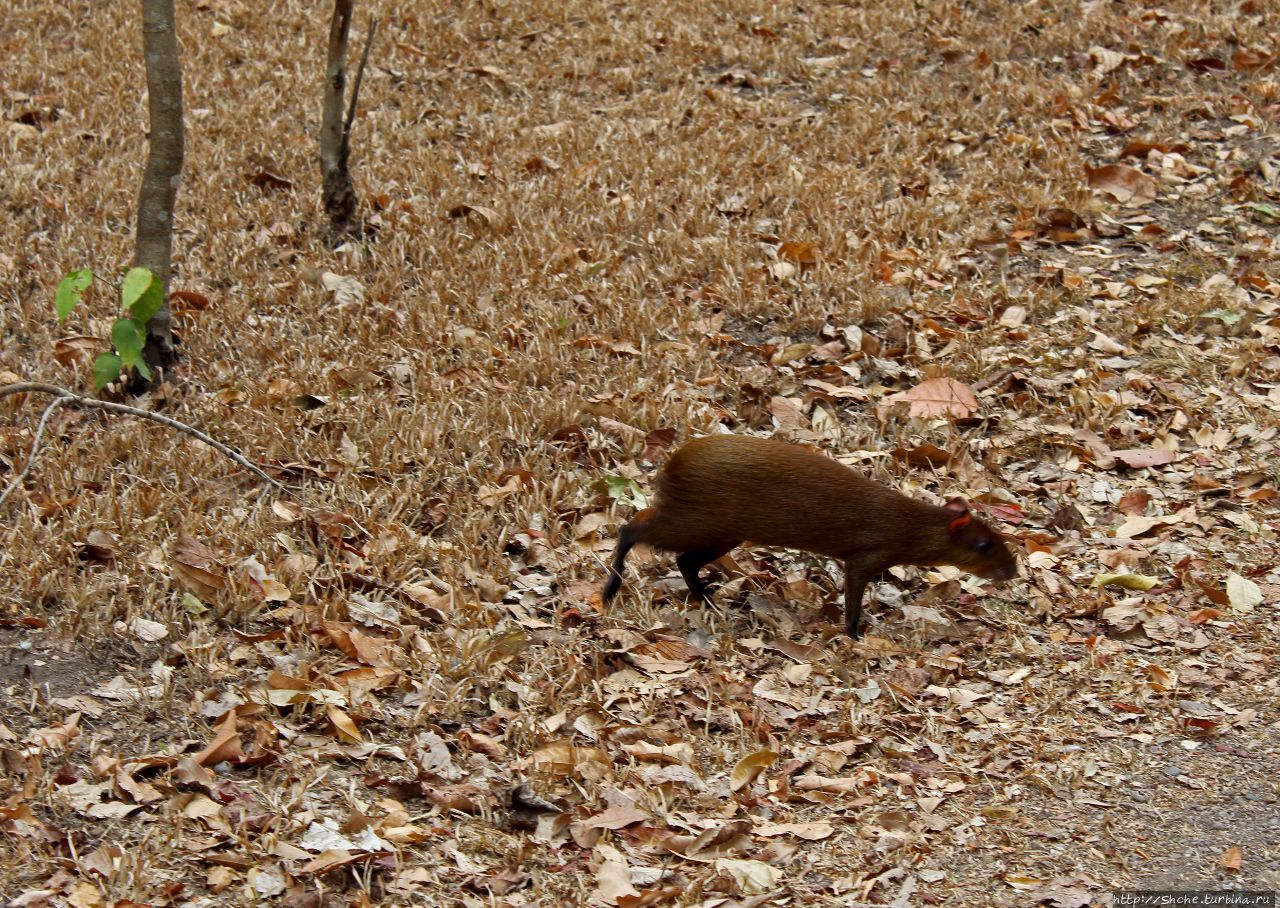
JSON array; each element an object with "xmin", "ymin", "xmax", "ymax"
[{"xmin": 2, "ymin": 0, "xmax": 1279, "ymax": 904}]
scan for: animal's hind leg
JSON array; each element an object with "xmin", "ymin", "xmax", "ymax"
[
  {"xmin": 675, "ymin": 540, "xmax": 739, "ymax": 602},
  {"xmin": 602, "ymin": 510, "xmax": 655, "ymax": 601}
]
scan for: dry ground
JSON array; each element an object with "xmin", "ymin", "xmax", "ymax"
[{"xmin": 2, "ymin": 0, "xmax": 1280, "ymax": 905}]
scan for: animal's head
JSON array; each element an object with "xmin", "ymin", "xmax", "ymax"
[{"xmin": 942, "ymin": 498, "xmax": 1018, "ymax": 581}]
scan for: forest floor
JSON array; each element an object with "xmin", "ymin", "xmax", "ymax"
[{"xmin": 2, "ymin": 0, "xmax": 1279, "ymax": 905}]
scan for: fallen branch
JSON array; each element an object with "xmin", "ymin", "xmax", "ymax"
[{"xmin": 0, "ymin": 382, "xmax": 284, "ymax": 510}]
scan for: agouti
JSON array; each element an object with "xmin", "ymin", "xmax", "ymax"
[{"xmin": 602, "ymin": 434, "xmax": 1017, "ymax": 638}]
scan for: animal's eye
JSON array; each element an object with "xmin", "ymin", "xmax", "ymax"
[{"xmin": 977, "ymin": 539, "xmax": 994, "ymax": 553}]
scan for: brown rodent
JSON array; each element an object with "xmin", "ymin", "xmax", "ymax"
[{"xmin": 602, "ymin": 434, "xmax": 1017, "ymax": 638}]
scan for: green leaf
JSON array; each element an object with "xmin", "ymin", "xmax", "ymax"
[
  {"xmin": 55, "ymin": 269, "xmax": 93, "ymax": 321},
  {"xmin": 92, "ymin": 353, "xmax": 123, "ymax": 390},
  {"xmin": 1202, "ymin": 308, "xmax": 1243, "ymax": 325},
  {"xmin": 121, "ymin": 267, "xmax": 154, "ymax": 309},
  {"xmin": 1247, "ymin": 202, "xmax": 1280, "ymax": 224},
  {"xmin": 121, "ymin": 267, "xmax": 164, "ymax": 325},
  {"xmin": 111, "ymin": 317, "xmax": 145, "ymax": 367},
  {"xmin": 590, "ymin": 474, "xmax": 648, "ymax": 508}
]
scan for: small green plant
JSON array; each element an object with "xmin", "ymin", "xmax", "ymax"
[
  {"xmin": 56, "ymin": 266, "xmax": 165, "ymax": 389},
  {"xmin": 591, "ymin": 474, "xmax": 648, "ymax": 509}
]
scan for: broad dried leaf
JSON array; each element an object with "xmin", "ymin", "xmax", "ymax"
[
  {"xmin": 883, "ymin": 377, "xmax": 979, "ymax": 419},
  {"xmin": 1112, "ymin": 448, "xmax": 1177, "ymax": 469},
  {"xmin": 714, "ymin": 858, "xmax": 782, "ymax": 894},
  {"xmin": 1225, "ymin": 573, "xmax": 1261, "ymax": 613},
  {"xmin": 171, "ymin": 534, "xmax": 228, "ymax": 598},
  {"xmin": 590, "ymin": 843, "xmax": 640, "ymax": 905},
  {"xmin": 1086, "ymin": 164, "xmax": 1157, "ymax": 206},
  {"xmin": 730, "ymin": 749, "xmax": 778, "ymax": 792}
]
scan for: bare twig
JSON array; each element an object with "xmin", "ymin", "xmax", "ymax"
[
  {"xmin": 0, "ymin": 394, "xmax": 73, "ymax": 509},
  {"xmin": 0, "ymin": 382, "xmax": 285, "ymax": 509},
  {"xmin": 343, "ymin": 16, "xmax": 378, "ymax": 144}
]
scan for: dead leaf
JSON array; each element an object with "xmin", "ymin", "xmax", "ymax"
[
  {"xmin": 1112, "ymin": 449, "xmax": 1177, "ymax": 469},
  {"xmin": 1087, "ymin": 164, "xmax": 1157, "ymax": 206},
  {"xmin": 714, "ymin": 858, "xmax": 782, "ymax": 895},
  {"xmin": 1225, "ymin": 573, "xmax": 1261, "ymax": 613},
  {"xmin": 730, "ymin": 749, "xmax": 779, "ymax": 792},
  {"xmin": 778, "ymin": 241, "xmax": 819, "ymax": 265},
  {"xmin": 171, "ymin": 534, "xmax": 228, "ymax": 598},
  {"xmin": 891, "ymin": 443, "xmax": 951, "ymax": 468},
  {"xmin": 753, "ymin": 821, "xmax": 835, "ymax": 840},
  {"xmin": 193, "ymin": 709, "xmax": 243, "ymax": 766},
  {"xmin": 882, "ymin": 378, "xmax": 979, "ymax": 419},
  {"xmin": 590, "ymin": 843, "xmax": 640, "ymax": 905}
]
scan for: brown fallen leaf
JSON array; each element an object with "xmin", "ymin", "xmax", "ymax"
[
  {"xmin": 24, "ymin": 713, "xmax": 81, "ymax": 750},
  {"xmin": 752, "ymin": 821, "xmax": 835, "ymax": 840},
  {"xmin": 1086, "ymin": 164, "xmax": 1157, "ymax": 206},
  {"xmin": 328, "ymin": 706, "xmax": 362, "ymax": 743},
  {"xmin": 527, "ymin": 741, "xmax": 612, "ymax": 779},
  {"xmin": 590, "ymin": 843, "xmax": 640, "ymax": 905},
  {"xmin": 1111, "ymin": 448, "xmax": 1177, "ymax": 469},
  {"xmin": 891, "ymin": 443, "xmax": 951, "ymax": 468},
  {"xmin": 881, "ymin": 377, "xmax": 980, "ymax": 420},
  {"xmin": 580, "ymin": 803, "xmax": 651, "ymax": 830},
  {"xmin": 193, "ymin": 709, "xmax": 243, "ymax": 767},
  {"xmin": 446, "ymin": 202, "xmax": 507, "ymax": 231},
  {"xmin": 730, "ymin": 749, "xmax": 779, "ymax": 792},
  {"xmin": 778, "ymin": 241, "xmax": 819, "ymax": 265},
  {"xmin": 53, "ymin": 335, "xmax": 107, "ymax": 368},
  {"xmin": 78, "ymin": 529, "xmax": 118, "ymax": 564},
  {"xmin": 171, "ymin": 534, "xmax": 228, "ymax": 598},
  {"xmin": 1117, "ymin": 490, "xmax": 1151, "ymax": 515}
]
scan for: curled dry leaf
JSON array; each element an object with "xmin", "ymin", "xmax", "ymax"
[
  {"xmin": 54, "ymin": 335, "xmax": 107, "ymax": 368},
  {"xmin": 1114, "ymin": 512, "xmax": 1184, "ymax": 539},
  {"xmin": 778, "ymin": 241, "xmax": 819, "ymax": 265},
  {"xmin": 714, "ymin": 858, "xmax": 782, "ymax": 895},
  {"xmin": 1090, "ymin": 572, "xmax": 1160, "ymax": 591},
  {"xmin": 1117, "ymin": 489, "xmax": 1151, "ymax": 515},
  {"xmin": 24, "ymin": 713, "xmax": 81, "ymax": 750},
  {"xmin": 590, "ymin": 843, "xmax": 640, "ymax": 905},
  {"xmin": 193, "ymin": 709, "xmax": 243, "ymax": 767},
  {"xmin": 620, "ymin": 740, "xmax": 694, "ymax": 765},
  {"xmin": 319, "ymin": 271, "xmax": 364, "ymax": 308},
  {"xmin": 78, "ymin": 529, "xmax": 119, "ymax": 564},
  {"xmin": 891, "ymin": 443, "xmax": 951, "ymax": 468},
  {"xmin": 1086, "ymin": 164, "xmax": 1157, "ymax": 206},
  {"xmin": 124, "ymin": 617, "xmax": 169, "ymax": 642},
  {"xmin": 171, "ymin": 534, "xmax": 228, "ymax": 598},
  {"xmin": 730, "ymin": 749, "xmax": 779, "ymax": 792},
  {"xmin": 328, "ymin": 706, "xmax": 363, "ymax": 743},
  {"xmin": 580, "ymin": 804, "xmax": 651, "ymax": 830},
  {"xmin": 447, "ymin": 203, "xmax": 505, "ymax": 230}
]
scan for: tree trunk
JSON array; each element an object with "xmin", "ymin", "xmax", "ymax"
[
  {"xmin": 320, "ymin": 0, "xmax": 359, "ymax": 238},
  {"xmin": 134, "ymin": 0, "xmax": 184, "ymax": 388}
]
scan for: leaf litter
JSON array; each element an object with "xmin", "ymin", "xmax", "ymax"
[{"xmin": 2, "ymin": 0, "xmax": 1280, "ymax": 904}]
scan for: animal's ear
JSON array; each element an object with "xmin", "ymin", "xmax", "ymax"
[
  {"xmin": 945, "ymin": 497, "xmax": 969, "ymax": 514},
  {"xmin": 947, "ymin": 512, "xmax": 973, "ymax": 535}
]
